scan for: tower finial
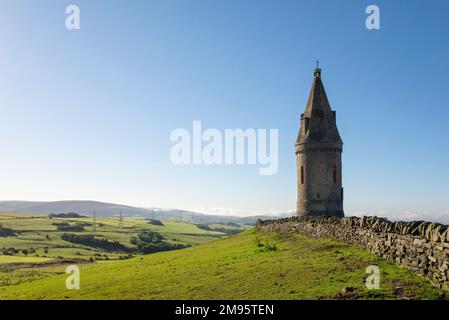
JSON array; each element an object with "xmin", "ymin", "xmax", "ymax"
[{"xmin": 314, "ymin": 61, "xmax": 321, "ymax": 78}]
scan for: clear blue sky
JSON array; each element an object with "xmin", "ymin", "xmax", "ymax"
[{"xmin": 0, "ymin": 0, "xmax": 448, "ymax": 219}]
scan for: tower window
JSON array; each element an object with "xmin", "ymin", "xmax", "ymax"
[
  {"xmin": 333, "ymin": 164, "xmax": 337, "ymax": 184},
  {"xmin": 301, "ymin": 166, "xmax": 304, "ymax": 185}
]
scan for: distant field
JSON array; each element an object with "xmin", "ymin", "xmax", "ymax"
[
  {"xmin": 0, "ymin": 230, "xmax": 444, "ymax": 300},
  {"xmin": 0, "ymin": 213, "xmax": 247, "ymax": 261},
  {"xmin": 0, "ymin": 213, "xmax": 249, "ymax": 290},
  {"xmin": 0, "ymin": 255, "xmax": 52, "ymax": 264}
]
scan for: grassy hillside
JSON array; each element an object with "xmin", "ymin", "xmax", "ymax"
[{"xmin": 0, "ymin": 229, "xmax": 443, "ymax": 300}]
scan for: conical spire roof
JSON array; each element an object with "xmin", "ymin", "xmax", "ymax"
[
  {"xmin": 296, "ymin": 68, "xmax": 342, "ymax": 145},
  {"xmin": 303, "ymin": 68, "xmax": 334, "ymax": 118}
]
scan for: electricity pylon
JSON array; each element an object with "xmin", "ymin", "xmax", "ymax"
[
  {"xmin": 119, "ymin": 209, "xmax": 124, "ymax": 227},
  {"xmin": 92, "ymin": 210, "xmax": 97, "ymax": 233}
]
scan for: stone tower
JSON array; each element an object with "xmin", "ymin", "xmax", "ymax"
[{"xmin": 295, "ymin": 67, "xmax": 344, "ymax": 217}]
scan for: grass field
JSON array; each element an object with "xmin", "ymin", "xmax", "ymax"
[
  {"xmin": 0, "ymin": 255, "xmax": 52, "ymax": 264},
  {"xmin": 0, "ymin": 229, "xmax": 443, "ymax": 300}
]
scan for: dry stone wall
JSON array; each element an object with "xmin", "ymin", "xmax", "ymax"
[{"xmin": 256, "ymin": 216, "xmax": 449, "ymax": 291}]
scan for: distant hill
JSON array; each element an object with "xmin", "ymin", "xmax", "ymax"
[{"xmin": 0, "ymin": 200, "xmax": 291, "ymax": 225}]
